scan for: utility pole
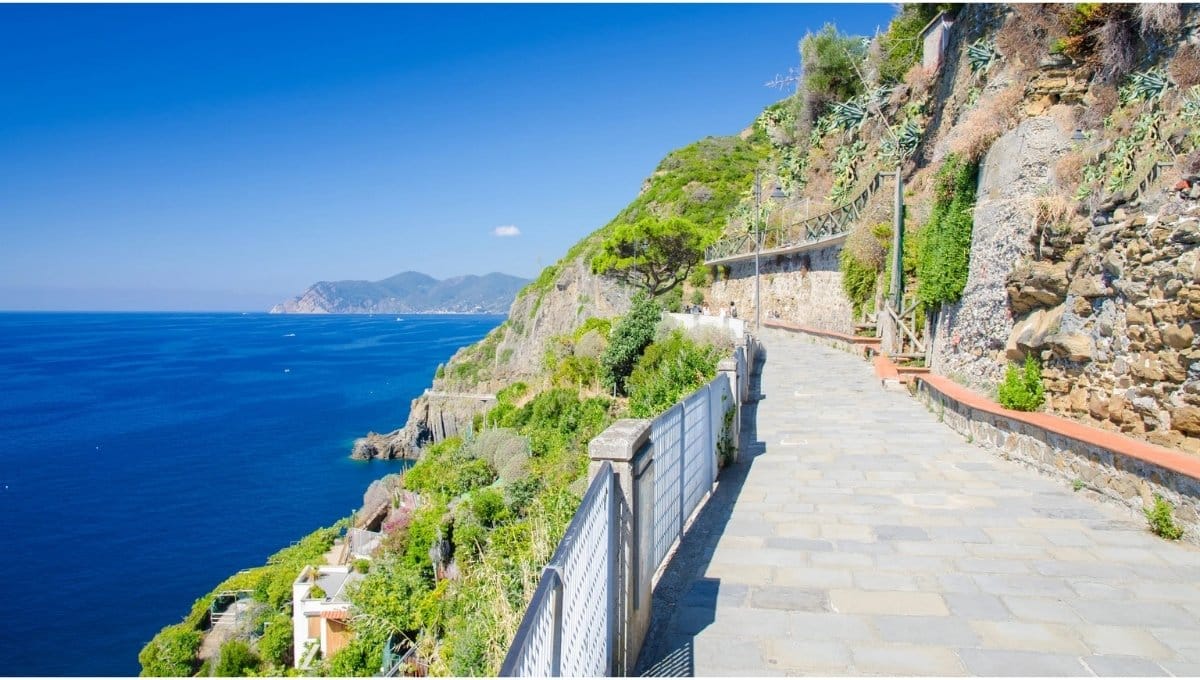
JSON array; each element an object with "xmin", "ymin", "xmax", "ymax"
[
  {"xmin": 891, "ymin": 166, "xmax": 904, "ymax": 312},
  {"xmin": 754, "ymin": 168, "xmax": 762, "ymax": 332}
]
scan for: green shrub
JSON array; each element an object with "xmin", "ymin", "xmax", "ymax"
[
  {"xmin": 1145, "ymin": 495, "xmax": 1185, "ymax": 540},
  {"xmin": 660, "ymin": 285, "xmax": 684, "ymax": 313},
  {"xmin": 600, "ymin": 293, "xmax": 662, "ymax": 394},
  {"xmin": 504, "ymin": 477, "xmax": 542, "ymax": 516},
  {"xmin": 839, "ymin": 248, "xmax": 878, "ymax": 317},
  {"xmin": 470, "ymin": 487, "xmax": 510, "ymax": 527},
  {"xmin": 503, "ymin": 388, "xmax": 612, "ymax": 458},
  {"xmin": 799, "ymin": 24, "xmax": 869, "ymax": 122},
  {"xmin": 496, "ymin": 381, "xmax": 529, "ymax": 405},
  {"xmin": 256, "ymin": 612, "xmax": 294, "ymax": 668},
  {"xmin": 626, "ymin": 330, "xmax": 722, "ymax": 418},
  {"xmin": 606, "ymin": 136, "xmax": 769, "ymax": 236},
  {"xmin": 325, "ymin": 633, "xmax": 386, "ymax": 678},
  {"xmin": 690, "ymin": 289, "xmax": 706, "ymax": 305},
  {"xmin": 452, "ymin": 507, "xmax": 488, "ymax": 560},
  {"xmin": 137, "ymin": 625, "xmax": 201, "ymax": 677},
  {"xmin": 878, "ymin": 4, "xmax": 948, "ymax": 83},
  {"xmin": 998, "ymin": 355, "xmax": 1046, "ymax": 412},
  {"xmin": 352, "ymin": 552, "xmax": 433, "ymax": 635},
  {"xmin": 403, "ymin": 437, "xmax": 497, "ymax": 501},
  {"xmin": 353, "ymin": 558, "xmax": 371, "ymax": 574},
  {"xmin": 916, "ymin": 154, "xmax": 978, "ymax": 307},
  {"xmin": 573, "ymin": 317, "xmax": 613, "ymax": 342},
  {"xmin": 214, "ymin": 640, "xmax": 260, "ymax": 677}
]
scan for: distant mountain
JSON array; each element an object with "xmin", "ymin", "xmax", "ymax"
[{"xmin": 270, "ymin": 271, "xmax": 528, "ymax": 314}]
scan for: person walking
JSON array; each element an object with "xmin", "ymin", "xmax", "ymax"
[{"xmin": 729, "ymin": 301, "xmax": 738, "ymax": 319}]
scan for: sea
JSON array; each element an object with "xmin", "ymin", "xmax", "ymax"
[{"xmin": 0, "ymin": 312, "xmax": 503, "ymax": 676}]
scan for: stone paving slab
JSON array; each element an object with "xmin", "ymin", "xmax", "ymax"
[{"xmin": 637, "ymin": 329, "xmax": 1200, "ymax": 677}]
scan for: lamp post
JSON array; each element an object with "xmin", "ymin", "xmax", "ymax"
[{"xmin": 753, "ymin": 169, "xmax": 787, "ymax": 332}]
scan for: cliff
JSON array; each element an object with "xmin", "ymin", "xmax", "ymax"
[
  {"xmin": 270, "ymin": 271, "xmax": 527, "ymax": 314},
  {"xmin": 351, "ymin": 132, "xmax": 770, "ymax": 459}
]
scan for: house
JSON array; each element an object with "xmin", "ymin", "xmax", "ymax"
[
  {"xmin": 291, "ymin": 565, "xmax": 364, "ymax": 669},
  {"xmin": 920, "ymin": 11, "xmax": 955, "ymax": 71}
]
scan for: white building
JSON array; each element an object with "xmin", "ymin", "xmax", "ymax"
[
  {"xmin": 921, "ymin": 11, "xmax": 955, "ymax": 72},
  {"xmin": 291, "ymin": 565, "xmax": 364, "ymax": 669}
]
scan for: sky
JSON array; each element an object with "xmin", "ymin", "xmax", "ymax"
[{"xmin": 0, "ymin": 3, "xmax": 897, "ymax": 311}]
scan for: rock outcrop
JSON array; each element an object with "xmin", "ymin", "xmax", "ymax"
[
  {"xmin": 350, "ymin": 254, "xmax": 633, "ymax": 459},
  {"xmin": 931, "ymin": 115, "xmax": 1073, "ymax": 388}
]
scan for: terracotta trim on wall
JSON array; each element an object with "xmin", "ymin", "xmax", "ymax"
[{"xmin": 918, "ymin": 374, "xmax": 1200, "ymax": 481}]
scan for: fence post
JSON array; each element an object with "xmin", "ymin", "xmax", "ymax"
[
  {"xmin": 548, "ymin": 568, "xmax": 563, "ymax": 677},
  {"xmin": 678, "ymin": 403, "xmax": 687, "ymax": 539},
  {"xmin": 704, "ymin": 385, "xmax": 712, "ymax": 486},
  {"xmin": 588, "ymin": 419, "xmax": 652, "ymax": 676},
  {"xmin": 717, "ymin": 358, "xmax": 739, "ymax": 462}
]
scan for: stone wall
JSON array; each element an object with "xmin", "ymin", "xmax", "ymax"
[
  {"xmin": 709, "ymin": 241, "xmax": 854, "ymax": 335},
  {"xmin": 917, "ymin": 379, "xmax": 1200, "ymax": 546},
  {"xmin": 1007, "ymin": 194, "xmax": 1200, "ymax": 454},
  {"xmin": 930, "ymin": 116, "xmax": 1072, "ymax": 389}
]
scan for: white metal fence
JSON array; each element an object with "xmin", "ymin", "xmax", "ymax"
[
  {"xmin": 499, "ymin": 462, "xmax": 616, "ymax": 677},
  {"xmin": 501, "ymin": 370, "xmax": 737, "ymax": 677}
]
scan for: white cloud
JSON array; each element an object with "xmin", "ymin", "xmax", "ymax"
[{"xmin": 492, "ymin": 225, "xmax": 521, "ymax": 238}]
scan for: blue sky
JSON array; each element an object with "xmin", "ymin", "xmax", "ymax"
[{"xmin": 0, "ymin": 3, "xmax": 896, "ymax": 311}]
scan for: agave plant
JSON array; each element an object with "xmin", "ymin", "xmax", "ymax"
[
  {"xmin": 1182, "ymin": 85, "xmax": 1200, "ymax": 122},
  {"xmin": 967, "ymin": 39, "xmax": 1001, "ymax": 74},
  {"xmin": 879, "ymin": 121, "xmax": 924, "ymax": 166},
  {"xmin": 879, "ymin": 138, "xmax": 899, "ymax": 167},
  {"xmin": 1120, "ymin": 67, "xmax": 1173, "ymax": 104},
  {"xmin": 896, "ymin": 121, "xmax": 923, "ymax": 155},
  {"xmin": 829, "ymin": 98, "xmax": 868, "ymax": 132},
  {"xmin": 828, "ymin": 140, "xmax": 866, "ymax": 205}
]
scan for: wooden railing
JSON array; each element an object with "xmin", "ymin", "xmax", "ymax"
[{"xmin": 705, "ymin": 172, "xmax": 887, "ymax": 265}]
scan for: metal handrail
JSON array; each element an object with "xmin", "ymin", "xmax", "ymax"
[
  {"xmin": 705, "ymin": 172, "xmax": 887, "ymax": 264},
  {"xmin": 499, "ymin": 462, "xmax": 615, "ymax": 677}
]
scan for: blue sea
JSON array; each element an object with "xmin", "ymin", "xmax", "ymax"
[{"xmin": 0, "ymin": 312, "xmax": 502, "ymax": 676}]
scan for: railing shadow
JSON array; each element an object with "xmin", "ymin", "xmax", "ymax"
[{"xmin": 635, "ymin": 348, "xmax": 768, "ymax": 676}]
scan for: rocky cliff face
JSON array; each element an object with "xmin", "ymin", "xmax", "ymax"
[
  {"xmin": 931, "ymin": 115, "xmax": 1073, "ymax": 387},
  {"xmin": 351, "ymin": 254, "xmax": 633, "ymax": 459},
  {"xmin": 929, "ymin": 6, "xmax": 1200, "ymax": 455}
]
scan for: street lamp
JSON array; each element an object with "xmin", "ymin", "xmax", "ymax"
[{"xmin": 753, "ymin": 170, "xmax": 787, "ymax": 332}]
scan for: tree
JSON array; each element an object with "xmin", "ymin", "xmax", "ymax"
[
  {"xmin": 137, "ymin": 625, "xmax": 201, "ymax": 677},
  {"xmin": 591, "ymin": 216, "xmax": 710, "ymax": 296},
  {"xmin": 799, "ymin": 24, "xmax": 870, "ymax": 125},
  {"xmin": 600, "ymin": 293, "xmax": 662, "ymax": 395}
]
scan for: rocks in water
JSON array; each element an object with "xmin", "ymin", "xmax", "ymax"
[{"xmin": 350, "ymin": 430, "xmax": 418, "ymax": 461}]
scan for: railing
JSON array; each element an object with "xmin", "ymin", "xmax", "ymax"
[
  {"xmin": 501, "ymin": 329, "xmax": 755, "ymax": 676},
  {"xmin": 380, "ymin": 635, "xmax": 420, "ymax": 677},
  {"xmin": 500, "ymin": 461, "xmax": 617, "ymax": 677},
  {"xmin": 647, "ymin": 374, "xmax": 728, "ymax": 572},
  {"xmin": 705, "ymin": 172, "xmax": 887, "ymax": 265}
]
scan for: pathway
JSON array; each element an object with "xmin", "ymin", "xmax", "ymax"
[{"xmin": 636, "ymin": 328, "xmax": 1200, "ymax": 677}]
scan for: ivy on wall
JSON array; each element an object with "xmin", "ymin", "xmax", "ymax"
[{"xmin": 915, "ymin": 154, "xmax": 979, "ymax": 308}]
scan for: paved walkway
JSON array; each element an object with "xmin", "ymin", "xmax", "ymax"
[{"xmin": 636, "ymin": 329, "xmax": 1200, "ymax": 677}]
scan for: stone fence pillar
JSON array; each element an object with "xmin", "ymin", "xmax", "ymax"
[
  {"xmin": 588, "ymin": 419, "xmax": 652, "ymax": 677},
  {"xmin": 717, "ymin": 358, "xmax": 741, "ymax": 462}
]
